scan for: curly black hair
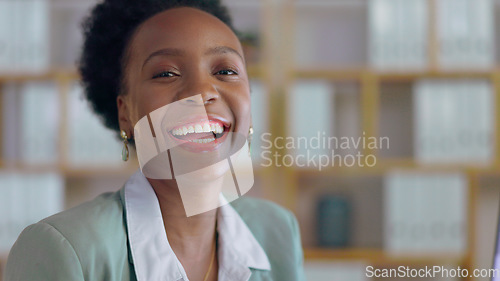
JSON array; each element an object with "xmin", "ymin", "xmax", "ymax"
[{"xmin": 78, "ymin": 0, "xmax": 235, "ymax": 136}]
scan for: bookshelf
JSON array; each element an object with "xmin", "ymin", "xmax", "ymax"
[
  {"xmin": 304, "ymin": 248, "xmax": 467, "ymax": 266},
  {"xmin": 0, "ymin": 0, "xmax": 499, "ymax": 281},
  {"xmin": 261, "ymin": 1, "xmax": 495, "ymax": 280}
]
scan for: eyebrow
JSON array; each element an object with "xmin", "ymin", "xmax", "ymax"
[
  {"xmin": 142, "ymin": 48, "xmax": 186, "ymax": 69},
  {"xmin": 204, "ymin": 46, "xmax": 244, "ymax": 62},
  {"xmin": 142, "ymin": 46, "xmax": 244, "ymax": 69}
]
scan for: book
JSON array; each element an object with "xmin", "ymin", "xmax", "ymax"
[
  {"xmin": 0, "ymin": 0, "xmax": 10, "ymax": 72},
  {"xmin": 67, "ymin": 82, "xmax": 122, "ymax": 167},
  {"xmin": 369, "ymin": 0, "xmax": 428, "ymax": 70},
  {"xmin": 20, "ymin": 81, "xmax": 59, "ymax": 165},
  {"xmin": 414, "ymin": 79, "xmax": 494, "ymax": 164},
  {"xmin": 27, "ymin": 0, "xmax": 50, "ymax": 72},
  {"xmin": 289, "ymin": 80, "xmax": 334, "ymax": 162},
  {"xmin": 436, "ymin": 0, "xmax": 494, "ymax": 69},
  {"xmin": 0, "ymin": 0, "xmax": 50, "ymax": 73},
  {"xmin": 384, "ymin": 171, "xmax": 467, "ymax": 254}
]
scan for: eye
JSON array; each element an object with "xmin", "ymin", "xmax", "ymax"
[
  {"xmin": 152, "ymin": 71, "xmax": 178, "ymax": 79},
  {"xmin": 216, "ymin": 69, "xmax": 238, "ymax": 75}
]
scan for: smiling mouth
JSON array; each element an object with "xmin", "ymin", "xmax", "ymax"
[{"xmin": 169, "ymin": 120, "xmax": 228, "ymax": 143}]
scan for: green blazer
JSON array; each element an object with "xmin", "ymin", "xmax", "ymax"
[{"xmin": 4, "ymin": 186, "xmax": 305, "ymax": 281}]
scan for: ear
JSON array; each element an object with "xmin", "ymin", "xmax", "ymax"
[{"xmin": 117, "ymin": 95, "xmax": 133, "ymax": 137}]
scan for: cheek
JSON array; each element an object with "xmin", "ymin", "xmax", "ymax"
[
  {"xmin": 128, "ymin": 95, "xmax": 151, "ymax": 127},
  {"xmin": 128, "ymin": 85, "xmax": 176, "ymax": 126},
  {"xmin": 228, "ymin": 90, "xmax": 251, "ymax": 133}
]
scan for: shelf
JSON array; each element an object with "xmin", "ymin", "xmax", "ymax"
[
  {"xmin": 0, "ymin": 68, "xmax": 79, "ymax": 83},
  {"xmin": 377, "ymin": 159, "xmax": 496, "ymax": 172},
  {"xmin": 65, "ymin": 165, "xmax": 271, "ymax": 179},
  {"xmin": 62, "ymin": 166, "xmax": 139, "ymax": 178},
  {"xmin": 288, "ymin": 159, "xmax": 498, "ymax": 179},
  {"xmin": 0, "ymin": 162, "xmax": 138, "ymax": 177},
  {"xmin": 293, "ymin": 68, "xmax": 499, "ymax": 81},
  {"xmin": 1, "ymin": 156, "xmax": 485, "ymax": 182},
  {"xmin": 376, "ymin": 70, "xmax": 496, "ymax": 81},
  {"xmin": 293, "ymin": 69, "xmax": 365, "ymax": 81},
  {"xmin": 0, "ymin": 158, "xmax": 275, "ymax": 179},
  {"xmin": 304, "ymin": 248, "xmax": 467, "ymax": 266}
]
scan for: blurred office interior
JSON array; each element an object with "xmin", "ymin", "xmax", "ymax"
[{"xmin": 1, "ymin": 0, "xmax": 500, "ymax": 280}]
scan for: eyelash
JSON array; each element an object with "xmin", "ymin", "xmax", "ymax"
[
  {"xmin": 152, "ymin": 71, "xmax": 176, "ymax": 79},
  {"xmin": 152, "ymin": 68, "xmax": 238, "ymax": 79},
  {"xmin": 216, "ymin": 69, "xmax": 238, "ymax": 76}
]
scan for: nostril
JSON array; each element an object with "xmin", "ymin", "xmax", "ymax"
[{"xmin": 204, "ymin": 96, "xmax": 217, "ymax": 104}]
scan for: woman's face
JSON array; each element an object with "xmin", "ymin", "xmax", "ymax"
[{"xmin": 118, "ymin": 7, "xmax": 251, "ymax": 159}]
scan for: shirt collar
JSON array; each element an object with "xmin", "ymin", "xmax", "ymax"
[{"xmin": 123, "ymin": 170, "xmax": 271, "ymax": 281}]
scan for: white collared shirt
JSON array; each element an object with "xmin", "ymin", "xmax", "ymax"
[{"xmin": 124, "ymin": 170, "xmax": 271, "ymax": 281}]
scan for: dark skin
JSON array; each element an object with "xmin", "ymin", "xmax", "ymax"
[{"xmin": 116, "ymin": 7, "xmax": 251, "ymax": 281}]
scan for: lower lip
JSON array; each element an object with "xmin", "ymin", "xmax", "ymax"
[{"xmin": 169, "ymin": 128, "xmax": 229, "ymax": 153}]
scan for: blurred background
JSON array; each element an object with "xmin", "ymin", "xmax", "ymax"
[{"xmin": 1, "ymin": 0, "xmax": 500, "ymax": 280}]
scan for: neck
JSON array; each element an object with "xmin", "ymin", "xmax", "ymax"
[{"xmin": 148, "ymin": 178, "xmax": 219, "ymax": 258}]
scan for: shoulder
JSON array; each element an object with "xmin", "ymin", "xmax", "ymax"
[
  {"xmin": 5, "ymin": 222, "xmax": 85, "ymax": 280},
  {"xmin": 5, "ymin": 189, "xmax": 130, "ymax": 280},
  {"xmin": 40, "ymin": 189, "xmax": 128, "ymax": 258},
  {"xmin": 42, "ymin": 189, "xmax": 124, "ymax": 234}
]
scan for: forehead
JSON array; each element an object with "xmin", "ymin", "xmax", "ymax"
[{"xmin": 130, "ymin": 7, "xmax": 241, "ymax": 57}]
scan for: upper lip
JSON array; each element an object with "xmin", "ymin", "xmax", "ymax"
[{"xmin": 168, "ymin": 114, "xmax": 231, "ymax": 132}]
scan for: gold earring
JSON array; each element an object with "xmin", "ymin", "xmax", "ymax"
[
  {"xmin": 247, "ymin": 127, "xmax": 253, "ymax": 156},
  {"xmin": 121, "ymin": 130, "xmax": 129, "ymax": 162}
]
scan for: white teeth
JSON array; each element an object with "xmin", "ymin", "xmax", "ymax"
[
  {"xmin": 189, "ymin": 138, "xmax": 215, "ymax": 143},
  {"xmin": 215, "ymin": 124, "xmax": 223, "ymax": 134},
  {"xmin": 203, "ymin": 123, "xmax": 211, "ymax": 133},
  {"xmin": 212, "ymin": 123, "xmax": 222, "ymax": 134},
  {"xmin": 171, "ymin": 122, "xmax": 225, "ymax": 136}
]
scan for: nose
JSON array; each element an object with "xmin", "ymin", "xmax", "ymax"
[{"xmin": 177, "ymin": 79, "xmax": 220, "ymax": 106}]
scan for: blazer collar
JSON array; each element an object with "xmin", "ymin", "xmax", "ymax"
[{"xmin": 121, "ymin": 170, "xmax": 270, "ymax": 281}]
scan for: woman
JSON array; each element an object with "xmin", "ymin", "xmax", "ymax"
[{"xmin": 5, "ymin": 0, "xmax": 305, "ymax": 280}]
